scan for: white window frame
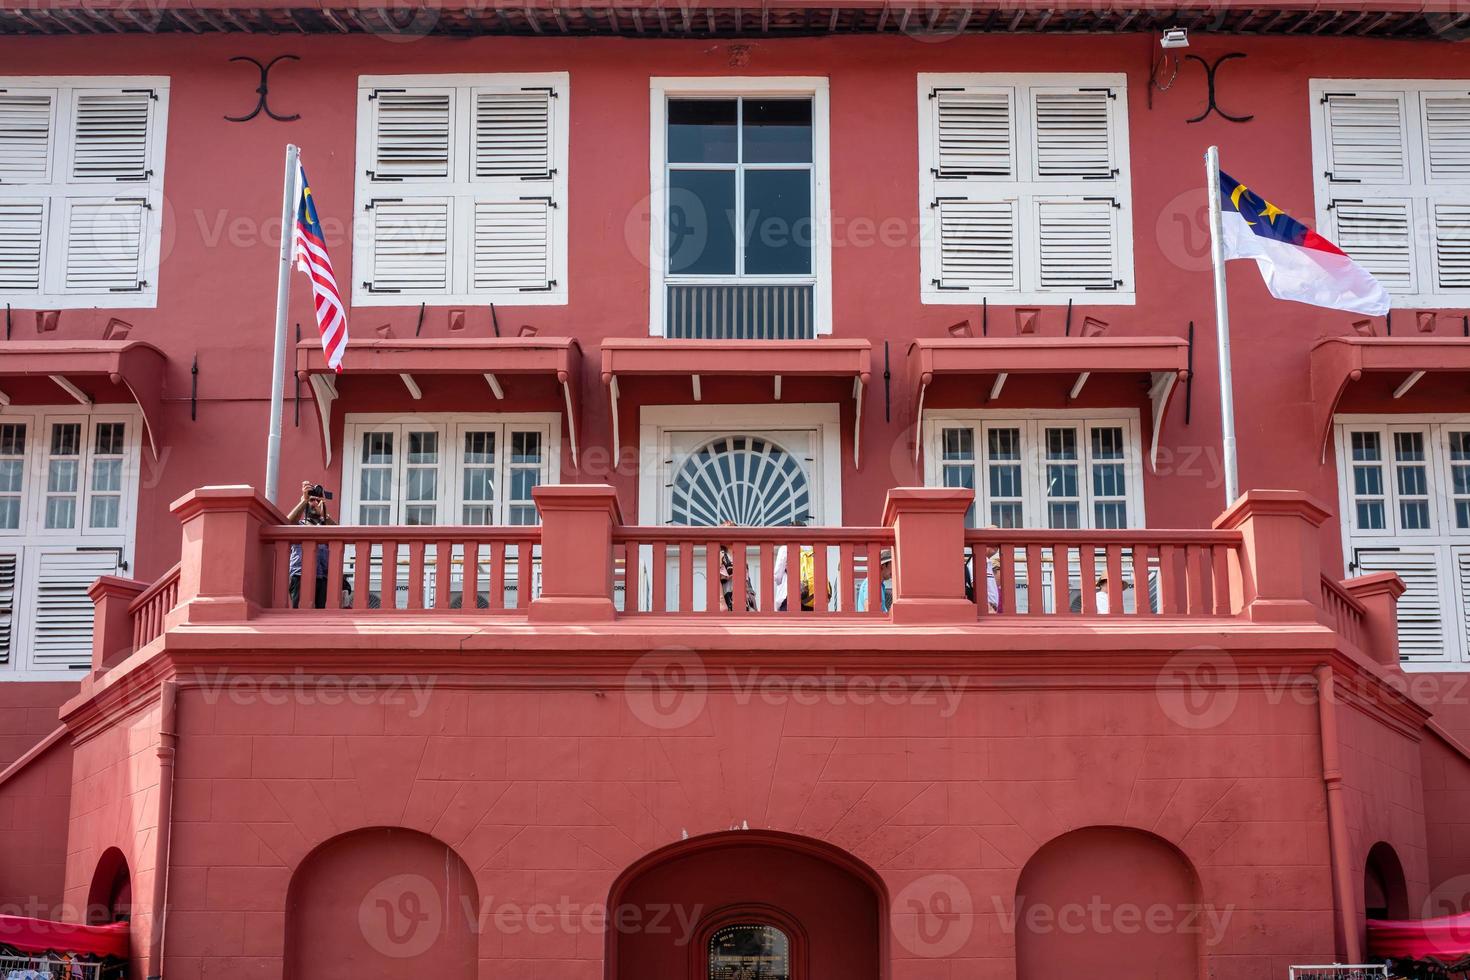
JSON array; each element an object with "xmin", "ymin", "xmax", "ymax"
[
  {"xmin": 0, "ymin": 406, "xmax": 140, "ymax": 678},
  {"xmin": 340, "ymin": 413, "xmax": 561, "ymax": 526},
  {"xmin": 636, "ymin": 403, "xmax": 843, "ymax": 526},
  {"xmin": 1309, "ymin": 78, "xmax": 1470, "ymax": 307},
  {"xmin": 921, "ymin": 409, "xmax": 1146, "ymax": 529},
  {"xmin": 647, "ymin": 76, "xmax": 833, "ymax": 336},
  {"xmin": 351, "ymin": 72, "xmax": 569, "ymax": 307},
  {"xmin": 1335, "ymin": 414, "xmax": 1470, "ymax": 668},
  {"xmin": 917, "ymin": 72, "xmax": 1135, "ymax": 306},
  {"xmin": 0, "ymin": 76, "xmax": 169, "ymax": 310}
]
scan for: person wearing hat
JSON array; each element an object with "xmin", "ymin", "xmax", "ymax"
[
  {"xmin": 284, "ymin": 480, "xmax": 336, "ymax": 608},
  {"xmin": 855, "ymin": 550, "xmax": 893, "ymax": 613}
]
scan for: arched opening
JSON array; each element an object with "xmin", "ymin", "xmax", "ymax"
[
  {"xmin": 607, "ymin": 831, "xmax": 885, "ymax": 979},
  {"xmin": 1364, "ymin": 841, "xmax": 1410, "ymax": 921},
  {"xmin": 284, "ymin": 828, "xmax": 478, "ymax": 980},
  {"xmin": 86, "ymin": 848, "xmax": 131, "ymax": 925},
  {"xmin": 1015, "ymin": 826, "xmax": 1204, "ymax": 980}
]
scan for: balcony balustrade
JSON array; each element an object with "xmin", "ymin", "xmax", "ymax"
[{"xmin": 85, "ymin": 483, "xmax": 1407, "ymax": 669}]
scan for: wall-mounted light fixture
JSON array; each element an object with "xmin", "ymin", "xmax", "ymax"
[{"xmin": 1147, "ymin": 27, "xmax": 1188, "ymax": 109}]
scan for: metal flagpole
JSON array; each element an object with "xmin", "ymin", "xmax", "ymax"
[
  {"xmin": 264, "ymin": 143, "xmax": 299, "ymax": 505},
  {"xmin": 1204, "ymin": 145, "xmax": 1240, "ymax": 506}
]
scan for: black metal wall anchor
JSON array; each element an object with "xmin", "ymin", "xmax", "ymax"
[
  {"xmin": 190, "ymin": 354, "xmax": 199, "ymax": 422},
  {"xmin": 225, "ymin": 55, "xmax": 301, "ymax": 123},
  {"xmin": 1185, "ymin": 53, "xmax": 1254, "ymax": 125}
]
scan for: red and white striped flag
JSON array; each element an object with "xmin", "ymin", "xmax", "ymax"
[{"xmin": 291, "ymin": 158, "xmax": 349, "ymax": 371}]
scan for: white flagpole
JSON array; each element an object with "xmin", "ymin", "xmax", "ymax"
[
  {"xmin": 1204, "ymin": 145, "xmax": 1240, "ymax": 506},
  {"xmin": 264, "ymin": 143, "xmax": 299, "ymax": 506}
]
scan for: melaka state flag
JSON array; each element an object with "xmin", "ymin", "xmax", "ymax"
[
  {"xmin": 292, "ymin": 158, "xmax": 349, "ymax": 371},
  {"xmin": 1218, "ymin": 169, "xmax": 1390, "ymax": 317}
]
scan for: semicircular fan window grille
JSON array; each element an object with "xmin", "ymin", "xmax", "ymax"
[{"xmin": 670, "ymin": 435, "xmax": 812, "ymax": 527}]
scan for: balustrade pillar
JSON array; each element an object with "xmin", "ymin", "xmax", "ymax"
[
  {"xmin": 883, "ymin": 487, "xmax": 975, "ymax": 625},
  {"xmin": 528, "ymin": 484, "xmax": 623, "ymax": 623}
]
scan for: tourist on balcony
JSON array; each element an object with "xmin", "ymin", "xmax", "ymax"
[
  {"xmin": 718, "ymin": 520, "xmax": 757, "ymax": 612},
  {"xmin": 855, "ymin": 551, "xmax": 892, "ymax": 612},
  {"xmin": 285, "ymin": 480, "xmax": 335, "ymax": 609},
  {"xmin": 771, "ymin": 519, "xmax": 815, "ymax": 611},
  {"xmin": 964, "ymin": 534, "xmax": 1003, "ymax": 613}
]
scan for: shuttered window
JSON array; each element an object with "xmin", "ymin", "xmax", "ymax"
[
  {"xmin": 354, "ymin": 74, "xmax": 567, "ymax": 306},
  {"xmin": 0, "ymin": 409, "xmax": 138, "ymax": 677},
  {"xmin": 1312, "ymin": 81, "xmax": 1470, "ymax": 305},
  {"xmin": 0, "ymin": 78, "xmax": 167, "ymax": 309},
  {"xmin": 1337, "ymin": 419, "xmax": 1470, "ymax": 665},
  {"xmin": 920, "ymin": 74, "xmax": 1133, "ymax": 305}
]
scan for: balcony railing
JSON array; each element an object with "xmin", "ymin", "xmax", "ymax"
[
  {"xmin": 612, "ymin": 526, "xmax": 893, "ymax": 616},
  {"xmin": 963, "ymin": 530, "xmax": 1241, "ymax": 618},
  {"xmin": 85, "ymin": 485, "xmax": 1407, "ymax": 670},
  {"xmin": 256, "ymin": 526, "xmax": 541, "ymax": 613},
  {"xmin": 664, "ymin": 283, "xmax": 816, "ymax": 339}
]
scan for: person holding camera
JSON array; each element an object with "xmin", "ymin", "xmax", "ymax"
[{"xmin": 284, "ymin": 480, "xmax": 335, "ymax": 608}]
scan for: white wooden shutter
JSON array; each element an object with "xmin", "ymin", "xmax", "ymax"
[
  {"xmin": 473, "ymin": 90, "xmax": 552, "ymax": 178},
  {"xmin": 30, "ymin": 549, "xmax": 118, "ymax": 670},
  {"xmin": 0, "ymin": 200, "xmax": 44, "ymax": 289},
  {"xmin": 0, "ymin": 552, "xmax": 14, "ymax": 667},
  {"xmin": 62, "ymin": 198, "xmax": 147, "ymax": 292},
  {"xmin": 1422, "ymin": 95, "xmax": 1470, "ymax": 183},
  {"xmin": 1032, "ymin": 88, "xmax": 1115, "ymax": 180},
  {"xmin": 934, "ymin": 199, "xmax": 1018, "ymax": 290},
  {"xmin": 1356, "ymin": 547, "xmax": 1448, "ymax": 662},
  {"xmin": 1434, "ymin": 203, "xmax": 1470, "ymax": 290},
  {"xmin": 932, "ymin": 88, "xmax": 1014, "ymax": 178},
  {"xmin": 1036, "ymin": 198, "xmax": 1118, "ymax": 290},
  {"xmin": 472, "ymin": 201, "xmax": 552, "ymax": 290},
  {"xmin": 1322, "ymin": 92, "xmax": 1408, "ymax": 183},
  {"xmin": 366, "ymin": 199, "xmax": 450, "ymax": 293},
  {"xmin": 0, "ymin": 91, "xmax": 55, "ymax": 183},
  {"xmin": 69, "ymin": 89, "xmax": 153, "ymax": 182},
  {"xmin": 1331, "ymin": 199, "xmax": 1415, "ymax": 290},
  {"xmin": 369, "ymin": 90, "xmax": 452, "ymax": 180}
]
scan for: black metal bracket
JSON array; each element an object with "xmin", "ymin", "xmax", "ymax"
[
  {"xmin": 1064, "ymin": 298, "xmax": 1074, "ymax": 336},
  {"xmin": 981, "ymin": 298, "xmax": 988, "ymax": 337},
  {"xmin": 1185, "ymin": 321, "xmax": 1195, "ymax": 425},
  {"xmin": 1185, "ymin": 54, "xmax": 1254, "ymax": 125},
  {"xmin": 883, "ymin": 341, "xmax": 891, "ymax": 424},
  {"xmin": 490, "ymin": 303, "xmax": 502, "ymax": 338},
  {"xmin": 225, "ymin": 55, "xmax": 301, "ymax": 123},
  {"xmin": 191, "ymin": 354, "xmax": 199, "ymax": 422},
  {"xmin": 293, "ymin": 324, "xmax": 301, "ymax": 427},
  {"xmin": 414, "ymin": 302, "xmax": 426, "ymax": 338}
]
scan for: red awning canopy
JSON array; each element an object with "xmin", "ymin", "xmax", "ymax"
[
  {"xmin": 1311, "ymin": 336, "xmax": 1470, "ymax": 462},
  {"xmin": 599, "ymin": 338, "xmax": 873, "ymax": 466},
  {"xmin": 0, "ymin": 916, "xmax": 128, "ymax": 959},
  {"xmin": 907, "ymin": 336, "xmax": 1190, "ymax": 471},
  {"xmin": 0, "ymin": 341, "xmax": 168, "ymax": 458},
  {"xmin": 295, "ymin": 337, "xmax": 584, "ymax": 466},
  {"xmin": 1368, "ymin": 910, "xmax": 1470, "ymax": 960}
]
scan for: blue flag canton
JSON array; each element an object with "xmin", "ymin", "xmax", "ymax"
[
  {"xmin": 1219, "ymin": 170, "xmax": 1312, "ymax": 247},
  {"xmin": 297, "ymin": 167, "xmax": 325, "ymax": 239}
]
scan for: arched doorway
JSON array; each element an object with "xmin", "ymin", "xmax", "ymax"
[
  {"xmin": 284, "ymin": 828, "xmax": 478, "ymax": 980},
  {"xmin": 86, "ymin": 848, "xmax": 131, "ymax": 924},
  {"xmin": 608, "ymin": 831, "xmax": 884, "ymax": 979},
  {"xmin": 1015, "ymin": 826, "xmax": 1204, "ymax": 980},
  {"xmin": 1364, "ymin": 841, "xmax": 1409, "ymax": 921}
]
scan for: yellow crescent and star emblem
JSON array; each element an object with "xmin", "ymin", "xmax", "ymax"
[{"xmin": 1230, "ymin": 182, "xmax": 1286, "ymax": 226}]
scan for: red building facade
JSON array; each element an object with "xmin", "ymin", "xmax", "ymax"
[{"xmin": 2, "ymin": 3, "xmax": 1470, "ymax": 977}]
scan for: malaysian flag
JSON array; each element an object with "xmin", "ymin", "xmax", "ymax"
[{"xmin": 292, "ymin": 159, "xmax": 349, "ymax": 371}]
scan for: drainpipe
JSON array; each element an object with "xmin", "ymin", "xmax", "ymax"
[
  {"xmin": 147, "ymin": 680, "xmax": 178, "ymax": 980},
  {"xmin": 1315, "ymin": 664, "xmax": 1363, "ymax": 963}
]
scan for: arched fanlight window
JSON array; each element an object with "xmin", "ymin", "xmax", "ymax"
[
  {"xmin": 671, "ymin": 435, "xmax": 812, "ymax": 527},
  {"xmin": 707, "ymin": 923, "xmax": 791, "ymax": 980}
]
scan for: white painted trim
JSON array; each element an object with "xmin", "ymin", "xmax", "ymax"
[
  {"xmin": 351, "ymin": 72, "xmax": 570, "ymax": 307},
  {"xmin": 921, "ymin": 408, "xmax": 1145, "ymax": 529},
  {"xmin": 636, "ymin": 402, "xmax": 842, "ymax": 527},
  {"xmin": 0, "ymin": 405, "xmax": 141, "ymax": 679},
  {"xmin": 917, "ymin": 72, "xmax": 1135, "ymax": 306},
  {"xmin": 647, "ymin": 76, "xmax": 833, "ymax": 336},
  {"xmin": 0, "ymin": 76, "xmax": 170, "ymax": 311},
  {"xmin": 340, "ymin": 412, "xmax": 561, "ymax": 527},
  {"xmin": 1308, "ymin": 78, "xmax": 1470, "ymax": 308}
]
